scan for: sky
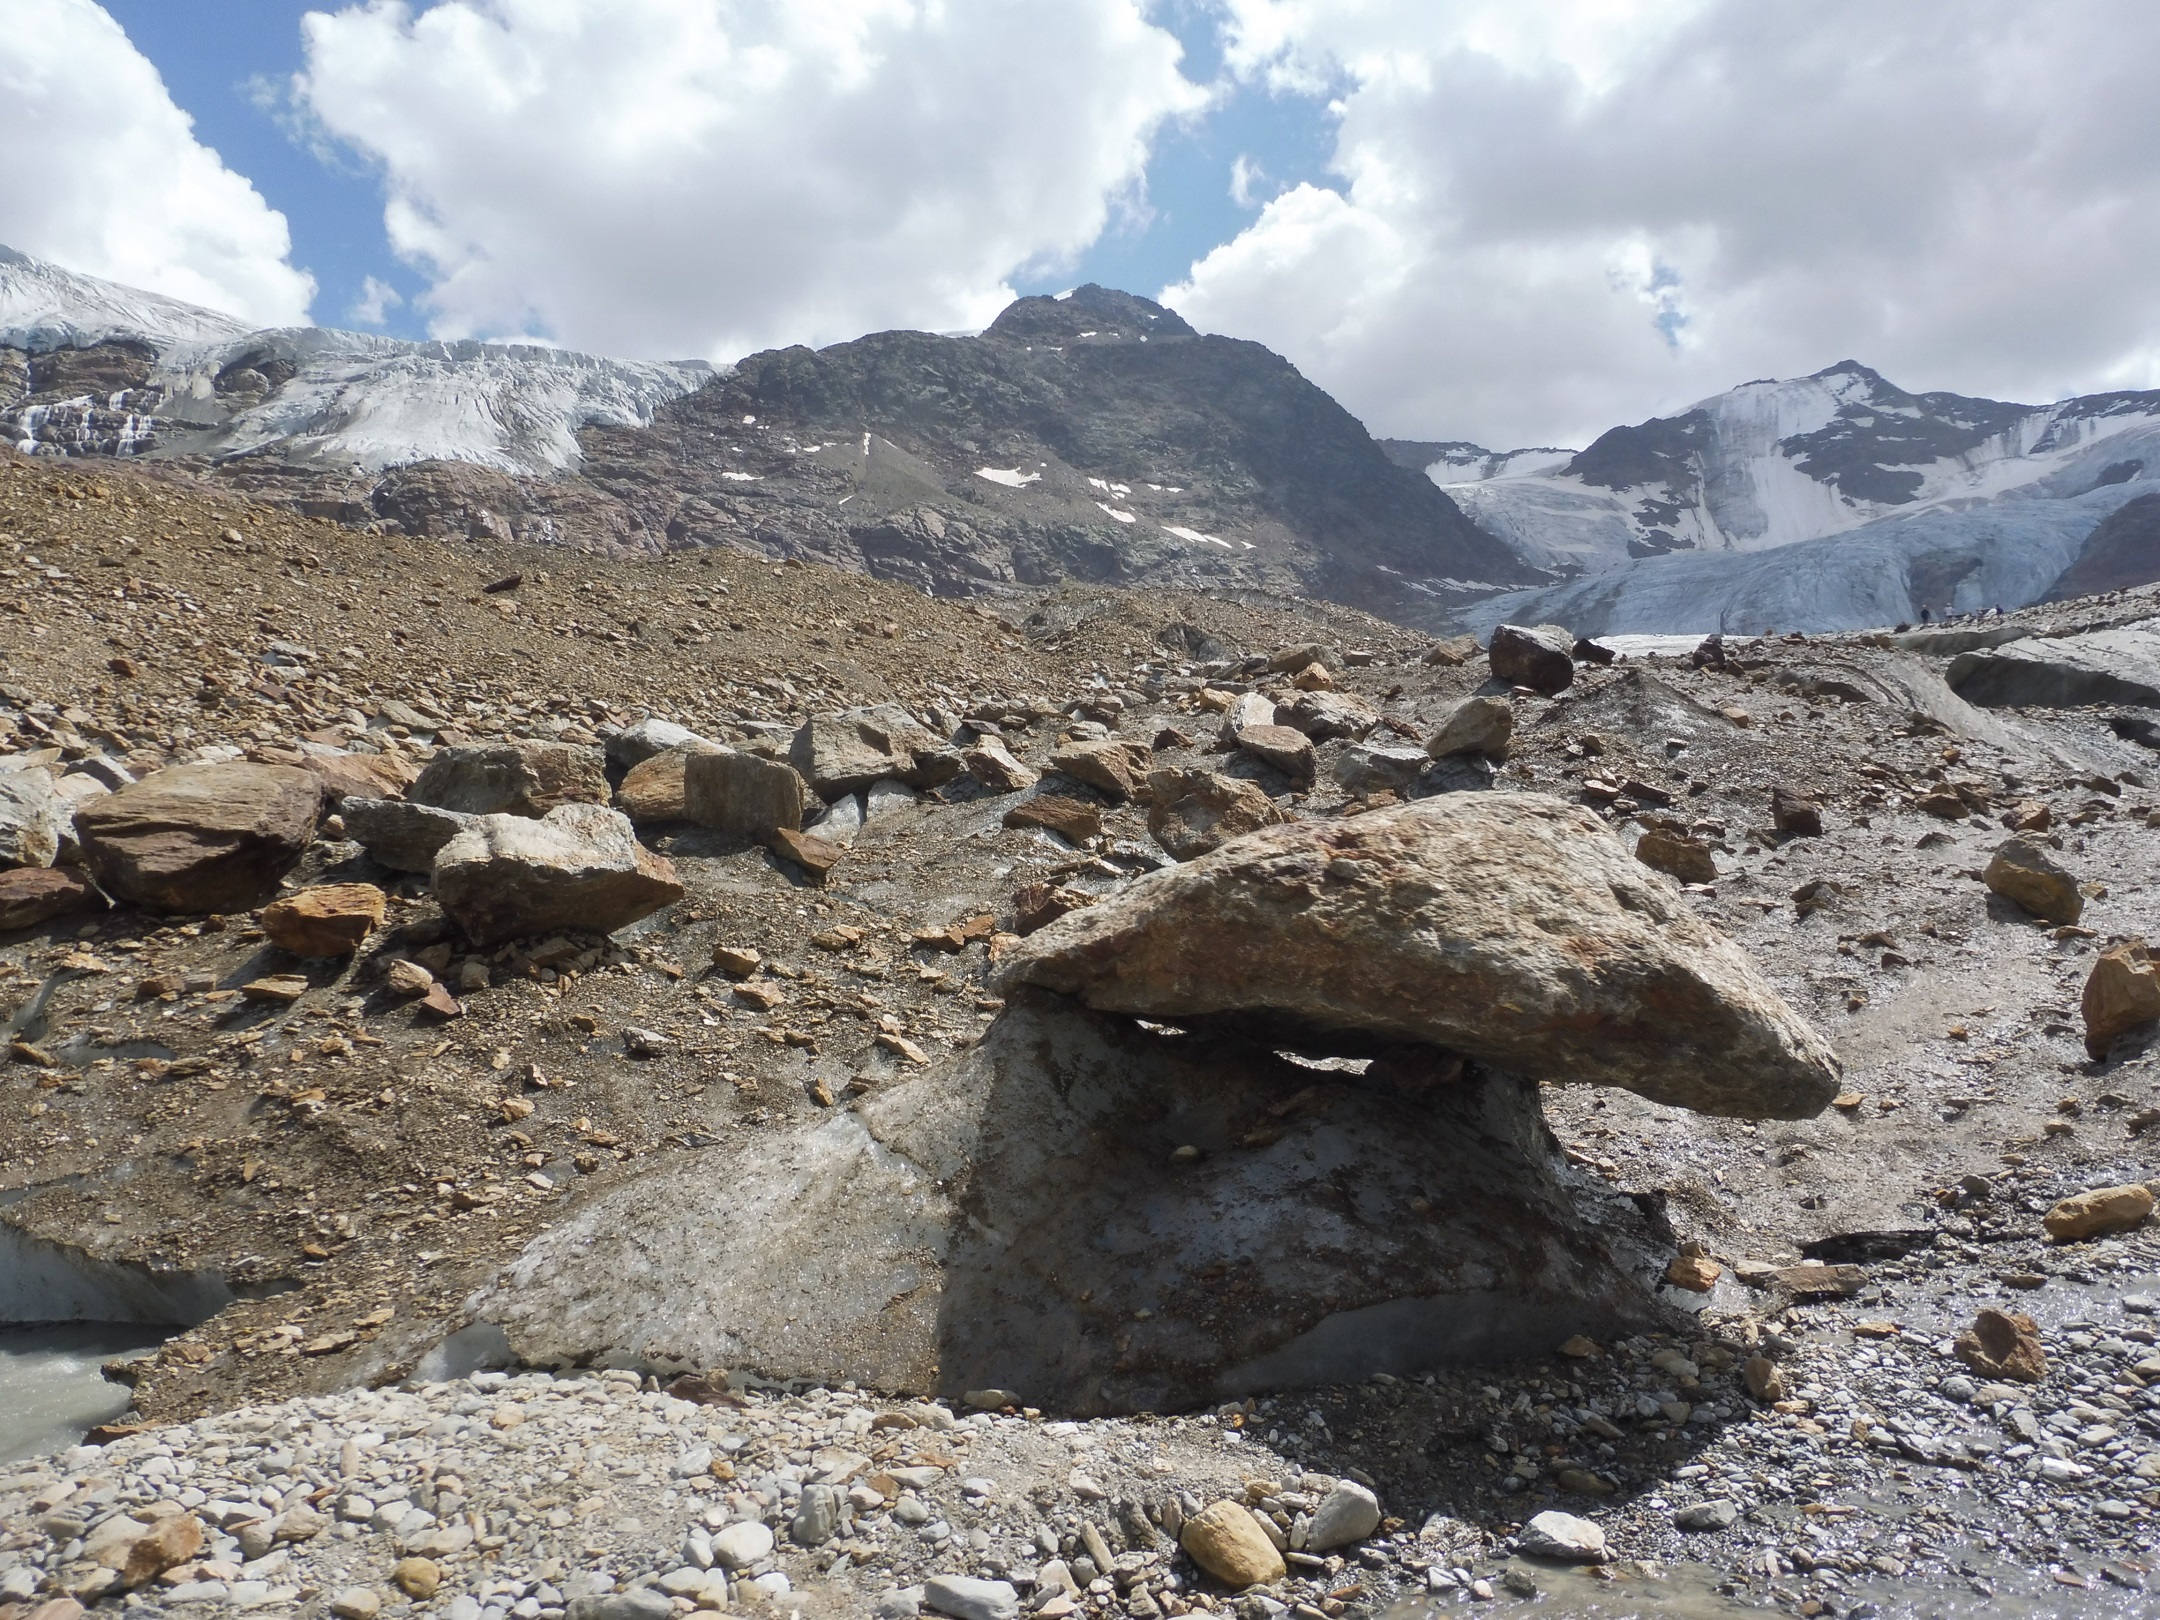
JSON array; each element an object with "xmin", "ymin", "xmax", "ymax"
[{"xmin": 9, "ymin": 0, "xmax": 2160, "ymax": 450}]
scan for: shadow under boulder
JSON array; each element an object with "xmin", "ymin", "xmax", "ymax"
[{"xmin": 459, "ymin": 990, "xmax": 1678, "ymax": 1415}]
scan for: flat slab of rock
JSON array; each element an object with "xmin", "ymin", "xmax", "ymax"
[
  {"xmin": 340, "ymin": 797, "xmax": 474, "ymax": 873},
  {"xmin": 1048, "ymin": 739, "xmax": 1151, "ymax": 801},
  {"xmin": 1948, "ymin": 622, "xmax": 2160, "ymax": 708},
  {"xmin": 993, "ymin": 793, "xmax": 1841, "ymax": 1118},
  {"xmin": 74, "ymin": 763, "xmax": 321, "ymax": 914},
  {"xmin": 0, "ymin": 866, "xmax": 97, "ymax": 930},
  {"xmin": 433, "ymin": 804, "xmax": 683, "ymax": 946},
  {"xmin": 261, "ymin": 883, "xmax": 386, "ymax": 956},
  {"xmin": 410, "ymin": 740, "xmax": 608, "ymax": 818},
  {"xmin": 681, "ymin": 749, "xmax": 805, "ymax": 836},
  {"xmin": 460, "ymin": 990, "xmax": 1676, "ymax": 1414}
]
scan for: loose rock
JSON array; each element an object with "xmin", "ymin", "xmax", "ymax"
[
  {"xmin": 338, "ymin": 796, "xmax": 474, "ymax": 873},
  {"xmin": 73, "ymin": 762, "xmax": 321, "ymax": 913},
  {"xmin": 1517, "ymin": 1510, "xmax": 1606, "ymax": 1563},
  {"xmin": 681, "ymin": 749, "xmax": 807, "ymax": 837},
  {"xmin": 1304, "ymin": 1479, "xmax": 1382, "ymax": 1551},
  {"xmin": 2043, "ymin": 1183, "xmax": 2154, "ymax": 1242},
  {"xmin": 1983, "ymin": 837, "xmax": 2083, "ymax": 925},
  {"xmin": 433, "ymin": 804, "xmax": 684, "ymax": 946},
  {"xmin": 1145, "ymin": 767, "xmax": 1283, "ymax": 859},
  {"xmin": 1953, "ymin": 1307, "xmax": 2047, "ymax": 1382},
  {"xmin": 1489, "ymin": 624, "xmax": 1575, "ymax": 696},
  {"xmin": 1425, "ymin": 695, "xmax": 1512, "ymax": 760},
  {"xmin": 2082, "ymin": 939, "xmax": 2160, "ymax": 1058},
  {"xmin": 261, "ymin": 883, "xmax": 386, "ymax": 957},
  {"xmin": 410, "ymin": 740, "xmax": 608, "ymax": 818},
  {"xmin": 1179, "ymin": 1501, "xmax": 1286, "ymax": 1589}
]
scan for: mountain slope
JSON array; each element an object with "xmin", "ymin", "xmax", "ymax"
[{"xmin": 1426, "ymin": 360, "xmax": 2160, "ymax": 632}]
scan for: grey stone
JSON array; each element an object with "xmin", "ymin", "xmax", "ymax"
[
  {"xmin": 1424, "ymin": 696, "xmax": 1513, "ymax": 760},
  {"xmin": 922, "ymin": 1575, "xmax": 1020, "ymax": 1620},
  {"xmin": 791, "ymin": 1483, "xmax": 841, "ymax": 1546},
  {"xmin": 0, "ymin": 766, "xmax": 69, "ymax": 869},
  {"xmin": 806, "ymin": 792, "xmax": 866, "ymax": 846},
  {"xmin": 432, "ymin": 804, "xmax": 683, "ymax": 947},
  {"xmin": 1275, "ymin": 691, "xmax": 1379, "ymax": 742},
  {"xmin": 873, "ymin": 1590, "xmax": 925, "ymax": 1620},
  {"xmin": 606, "ymin": 718, "xmax": 705, "ymax": 771},
  {"xmin": 710, "ymin": 1520, "xmax": 775, "ymax": 1569},
  {"xmin": 793, "ymin": 705, "xmax": 961, "ymax": 796},
  {"xmin": 1517, "ymin": 1510, "xmax": 1606, "ymax": 1562},
  {"xmin": 681, "ymin": 750, "xmax": 807, "ymax": 837},
  {"xmin": 340, "ymin": 796, "xmax": 475, "ymax": 873},
  {"xmin": 411, "ymin": 740, "xmax": 608, "ymax": 818},
  {"xmin": 1332, "ymin": 743, "xmax": 1427, "ymax": 798},
  {"xmin": 864, "ymin": 778, "xmax": 921, "ymax": 824},
  {"xmin": 566, "ymin": 1590, "xmax": 673, "ymax": 1620},
  {"xmin": 1304, "ymin": 1480, "xmax": 1381, "ymax": 1551},
  {"xmin": 1672, "ymin": 1499, "xmax": 1739, "ymax": 1532},
  {"xmin": 1489, "ymin": 624, "xmax": 1575, "ymax": 696}
]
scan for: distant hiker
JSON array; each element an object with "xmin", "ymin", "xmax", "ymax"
[{"xmin": 1920, "ymin": 606, "xmax": 1932, "ymax": 624}]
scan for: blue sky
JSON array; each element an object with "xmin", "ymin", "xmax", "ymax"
[{"xmin": 99, "ymin": 0, "xmax": 1339, "ymax": 347}]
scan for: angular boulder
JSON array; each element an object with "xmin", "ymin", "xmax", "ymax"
[
  {"xmin": 340, "ymin": 796, "xmax": 475, "ymax": 873},
  {"xmin": 0, "ymin": 766, "xmax": 71, "ymax": 868},
  {"xmin": 963, "ymin": 735, "xmax": 1038, "ymax": 794},
  {"xmin": 1635, "ymin": 827, "xmax": 1718, "ymax": 886},
  {"xmin": 1145, "ymin": 768, "xmax": 1283, "ymax": 860},
  {"xmin": 1489, "ymin": 623, "xmax": 1575, "ymax": 696},
  {"xmin": 73, "ymin": 763, "xmax": 321, "ymax": 914},
  {"xmin": 1277, "ymin": 691, "xmax": 1379, "ymax": 742},
  {"xmin": 456, "ymin": 989, "xmax": 1677, "ymax": 1414},
  {"xmin": 2084, "ymin": 940, "xmax": 2160, "ymax": 1059},
  {"xmin": 1983, "ymin": 837, "xmax": 2082, "ymax": 925},
  {"xmin": 791, "ymin": 705, "xmax": 960, "ymax": 797},
  {"xmin": 993, "ymin": 794, "xmax": 1841, "ymax": 1118},
  {"xmin": 410, "ymin": 740, "xmax": 608, "ymax": 818},
  {"xmin": 0, "ymin": 866, "xmax": 97, "ymax": 930},
  {"xmin": 432, "ymin": 804, "xmax": 684, "ymax": 947},
  {"xmin": 1333, "ymin": 742, "xmax": 1428, "ymax": 798},
  {"xmin": 1425, "ymin": 696, "xmax": 1512, "ymax": 760},
  {"xmin": 606, "ymin": 716, "xmax": 706, "ymax": 771},
  {"xmin": 682, "ymin": 750, "xmax": 808, "ymax": 837},
  {"xmin": 1770, "ymin": 785, "xmax": 1823, "ymax": 838},
  {"xmin": 2043, "ymin": 1183, "xmax": 2153, "ymax": 1242},
  {"xmin": 305, "ymin": 751, "xmax": 420, "ymax": 807},
  {"xmin": 261, "ymin": 883, "xmax": 387, "ymax": 957},
  {"xmin": 1049, "ymin": 739, "xmax": 1151, "ymax": 801},
  {"xmin": 616, "ymin": 741, "xmax": 729, "ymax": 825},
  {"xmin": 1220, "ymin": 695, "xmax": 1318, "ymax": 782}
]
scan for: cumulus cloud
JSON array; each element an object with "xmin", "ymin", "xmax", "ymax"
[
  {"xmin": 1169, "ymin": 0, "xmax": 2160, "ymax": 447},
  {"xmin": 350, "ymin": 274, "xmax": 403, "ymax": 326},
  {"xmin": 0, "ymin": 0, "xmax": 313, "ymax": 325},
  {"xmin": 296, "ymin": 0, "xmax": 1206, "ymax": 362}
]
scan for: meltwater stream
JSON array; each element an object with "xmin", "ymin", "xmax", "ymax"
[{"xmin": 0, "ymin": 1324, "xmax": 165, "ymax": 1462}]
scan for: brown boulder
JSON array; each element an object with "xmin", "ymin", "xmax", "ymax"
[
  {"xmin": 1422, "ymin": 634, "xmax": 1479, "ymax": 667},
  {"xmin": 73, "ymin": 763, "xmax": 321, "ymax": 914},
  {"xmin": 1276, "ymin": 690, "xmax": 1378, "ymax": 741},
  {"xmin": 432, "ymin": 804, "xmax": 683, "ymax": 946},
  {"xmin": 120, "ymin": 1513, "xmax": 202, "ymax": 1588},
  {"xmin": 764, "ymin": 826, "xmax": 845, "ymax": 883},
  {"xmin": 1048, "ymin": 739, "xmax": 1152, "ymax": 801},
  {"xmin": 994, "ymin": 793, "xmax": 1841, "ymax": 1118},
  {"xmin": 1424, "ymin": 695, "xmax": 1512, "ymax": 760},
  {"xmin": 1489, "ymin": 623, "xmax": 1575, "ymax": 695},
  {"xmin": 1145, "ymin": 768, "xmax": 1284, "ymax": 860},
  {"xmin": 1953, "ymin": 1308, "xmax": 2046, "ymax": 1383},
  {"xmin": 1635, "ymin": 827, "xmax": 1718, "ymax": 885},
  {"xmin": 0, "ymin": 866, "xmax": 97, "ymax": 930},
  {"xmin": 261, "ymin": 883, "xmax": 386, "ymax": 957},
  {"xmin": 615, "ymin": 742, "xmax": 728, "ymax": 824},
  {"xmin": 1983, "ymin": 838, "xmax": 2082, "ymax": 925},
  {"xmin": 2083, "ymin": 940, "xmax": 2160, "ymax": 1058},
  {"xmin": 1232, "ymin": 723, "xmax": 1316, "ymax": 783},
  {"xmin": 963, "ymin": 735, "xmax": 1038, "ymax": 793},
  {"xmin": 682, "ymin": 750, "xmax": 807, "ymax": 837},
  {"xmin": 1004, "ymin": 796, "xmax": 1103, "ymax": 843},
  {"xmin": 1770, "ymin": 785, "xmax": 1822, "ymax": 837},
  {"xmin": 2043, "ymin": 1183, "xmax": 2154, "ymax": 1242},
  {"xmin": 410, "ymin": 740, "xmax": 608, "ymax": 818}
]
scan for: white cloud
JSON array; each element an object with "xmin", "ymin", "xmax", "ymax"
[
  {"xmin": 1172, "ymin": 0, "xmax": 2160, "ymax": 447},
  {"xmin": 296, "ymin": 0, "xmax": 1206, "ymax": 362},
  {"xmin": 351, "ymin": 274, "xmax": 403, "ymax": 326},
  {"xmin": 0, "ymin": 0, "xmax": 313, "ymax": 326},
  {"xmin": 1229, "ymin": 153, "xmax": 1268, "ymax": 209}
]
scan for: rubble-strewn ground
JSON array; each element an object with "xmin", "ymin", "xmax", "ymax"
[{"xmin": 5, "ymin": 445, "xmax": 2160, "ymax": 1618}]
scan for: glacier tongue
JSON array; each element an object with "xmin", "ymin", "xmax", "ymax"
[{"xmin": 0, "ymin": 245, "xmax": 711, "ymax": 475}]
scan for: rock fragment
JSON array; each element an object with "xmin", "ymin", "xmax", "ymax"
[
  {"xmin": 1179, "ymin": 1501, "xmax": 1285, "ymax": 1589},
  {"xmin": 411, "ymin": 740, "xmax": 608, "ymax": 818},
  {"xmin": 615, "ymin": 741, "xmax": 728, "ymax": 824},
  {"xmin": 765, "ymin": 826, "xmax": 844, "ymax": 882},
  {"xmin": 1424, "ymin": 696, "xmax": 1512, "ymax": 760},
  {"xmin": 0, "ymin": 766, "xmax": 70, "ymax": 868},
  {"xmin": 2081, "ymin": 939, "xmax": 2160, "ymax": 1058},
  {"xmin": 1144, "ymin": 768, "xmax": 1283, "ymax": 860},
  {"xmin": 2043, "ymin": 1184, "xmax": 2154, "ymax": 1242},
  {"xmin": 922, "ymin": 1575, "xmax": 1020, "ymax": 1620},
  {"xmin": 73, "ymin": 763, "xmax": 321, "ymax": 914},
  {"xmin": 1004, "ymin": 796, "xmax": 1102, "ymax": 844},
  {"xmin": 1423, "ymin": 634, "xmax": 1479, "ymax": 666},
  {"xmin": 1634, "ymin": 827, "xmax": 1718, "ymax": 885},
  {"xmin": 1489, "ymin": 624, "xmax": 1575, "ymax": 696},
  {"xmin": 1770, "ymin": 785, "xmax": 1822, "ymax": 837},
  {"xmin": 792, "ymin": 706, "xmax": 960, "ymax": 796},
  {"xmin": 433, "ymin": 804, "xmax": 683, "ymax": 946},
  {"xmin": 1333, "ymin": 742, "xmax": 1428, "ymax": 797},
  {"xmin": 963, "ymin": 735, "xmax": 1037, "ymax": 793},
  {"xmin": 1517, "ymin": 1510, "xmax": 1606, "ymax": 1562},
  {"xmin": 1276, "ymin": 690, "xmax": 1378, "ymax": 742},
  {"xmin": 1954, "ymin": 1307, "xmax": 2047, "ymax": 1382},
  {"xmin": 993, "ymin": 794, "xmax": 1841, "ymax": 1118},
  {"xmin": 1304, "ymin": 1480, "xmax": 1381, "ymax": 1551},
  {"xmin": 1983, "ymin": 838, "xmax": 2082, "ymax": 925},
  {"xmin": 0, "ymin": 865, "xmax": 96, "ymax": 930},
  {"xmin": 261, "ymin": 883, "xmax": 386, "ymax": 956},
  {"xmin": 1048, "ymin": 739, "xmax": 1151, "ymax": 801},
  {"xmin": 606, "ymin": 716, "xmax": 706, "ymax": 770}
]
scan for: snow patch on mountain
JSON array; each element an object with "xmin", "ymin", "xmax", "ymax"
[{"xmin": 1, "ymin": 246, "xmax": 711, "ymax": 475}]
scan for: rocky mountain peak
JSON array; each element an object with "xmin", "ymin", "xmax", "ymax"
[{"xmin": 982, "ymin": 282, "xmax": 1198, "ymax": 346}]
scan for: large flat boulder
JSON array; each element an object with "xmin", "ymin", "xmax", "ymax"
[
  {"xmin": 0, "ymin": 766, "xmax": 70, "ymax": 869},
  {"xmin": 73, "ymin": 763, "xmax": 321, "ymax": 914},
  {"xmin": 790, "ymin": 706, "xmax": 960, "ymax": 797},
  {"xmin": 432, "ymin": 804, "xmax": 684, "ymax": 946},
  {"xmin": 454, "ymin": 991, "xmax": 1677, "ymax": 1413},
  {"xmin": 682, "ymin": 749, "xmax": 807, "ymax": 836},
  {"xmin": 410, "ymin": 740, "xmax": 609, "ymax": 818},
  {"xmin": 1947, "ymin": 622, "xmax": 2160, "ymax": 709},
  {"xmin": 993, "ymin": 794, "xmax": 1841, "ymax": 1119}
]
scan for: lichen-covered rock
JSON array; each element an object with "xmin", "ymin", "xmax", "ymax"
[
  {"xmin": 432, "ymin": 804, "xmax": 683, "ymax": 946},
  {"xmin": 410, "ymin": 740, "xmax": 608, "ymax": 818},
  {"xmin": 73, "ymin": 763, "xmax": 321, "ymax": 914},
  {"xmin": 995, "ymin": 793, "xmax": 1840, "ymax": 1119}
]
